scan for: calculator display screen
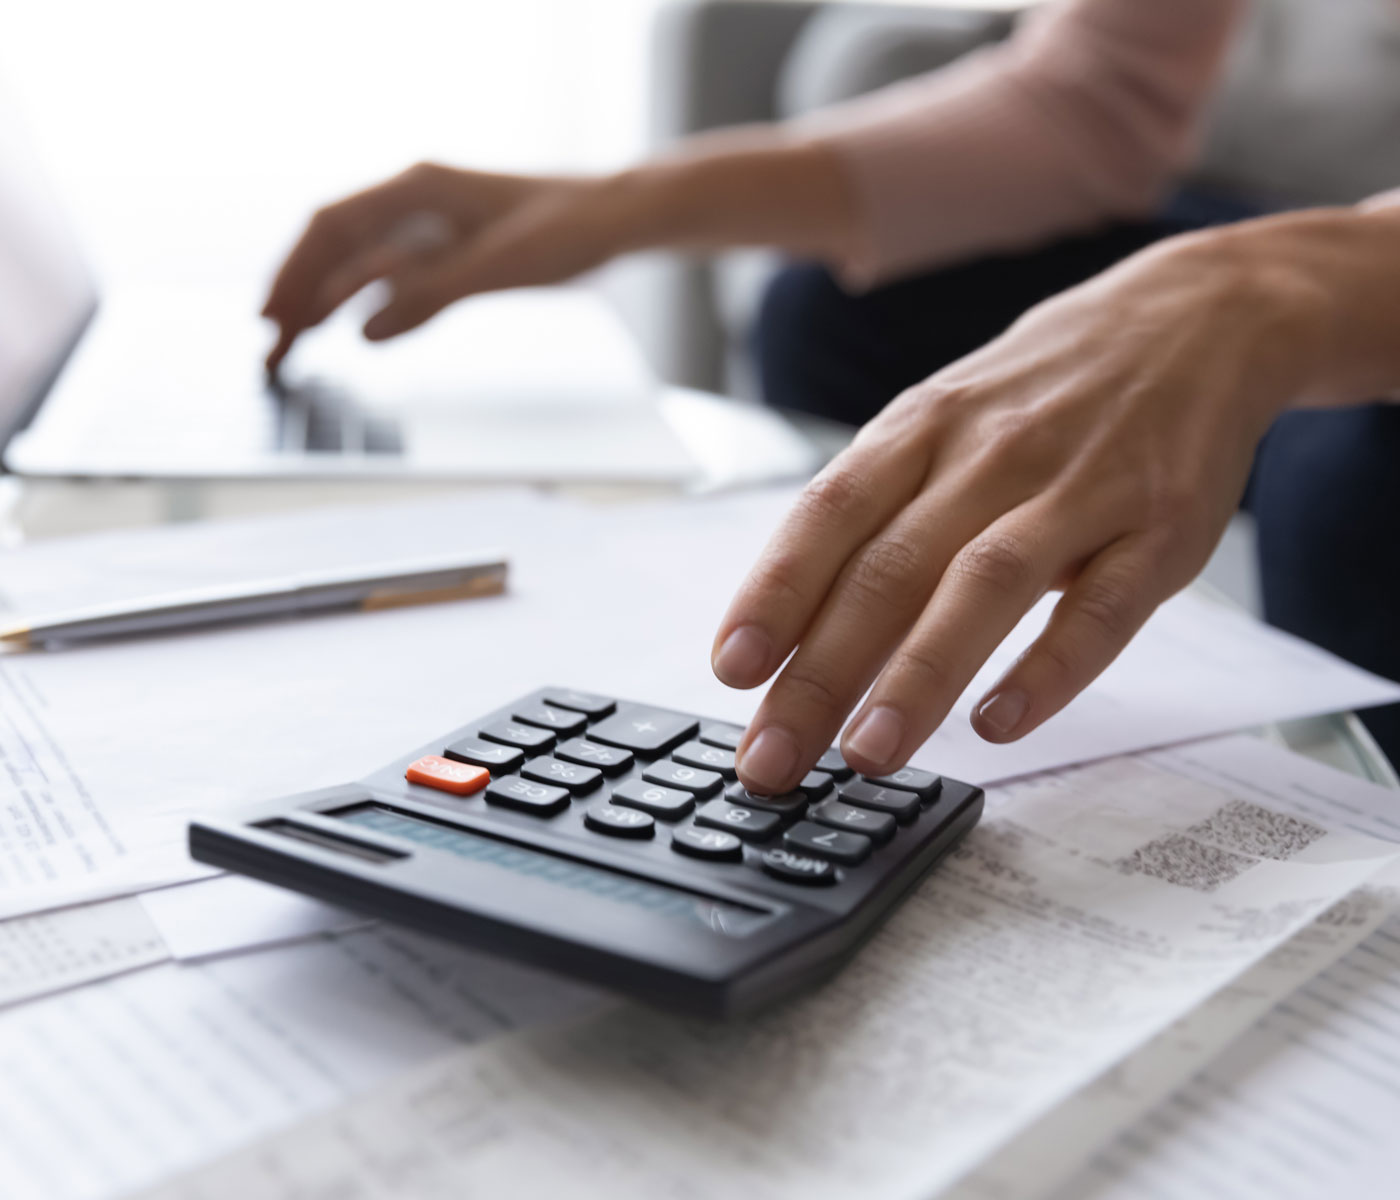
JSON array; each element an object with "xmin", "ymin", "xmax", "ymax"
[{"xmin": 337, "ymin": 805, "xmax": 776, "ymax": 938}]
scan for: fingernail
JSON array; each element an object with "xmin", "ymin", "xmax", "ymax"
[
  {"xmin": 976, "ymin": 688, "xmax": 1030, "ymax": 737},
  {"xmin": 739, "ymin": 727, "xmax": 799, "ymax": 793},
  {"xmin": 844, "ymin": 705, "xmax": 904, "ymax": 769},
  {"xmin": 712, "ymin": 625, "xmax": 771, "ymax": 687}
]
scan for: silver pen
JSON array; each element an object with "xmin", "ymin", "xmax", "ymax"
[{"xmin": 0, "ymin": 550, "xmax": 508, "ymax": 649}]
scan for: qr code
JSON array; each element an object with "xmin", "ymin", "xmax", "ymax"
[
  {"xmin": 1117, "ymin": 833, "xmax": 1253, "ymax": 893},
  {"xmin": 1185, "ymin": 799, "xmax": 1326, "ymax": 861}
]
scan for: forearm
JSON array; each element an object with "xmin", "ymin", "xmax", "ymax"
[{"xmin": 595, "ymin": 125, "xmax": 860, "ymax": 266}]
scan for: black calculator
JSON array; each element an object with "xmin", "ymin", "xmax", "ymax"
[{"xmin": 189, "ymin": 688, "xmax": 983, "ymax": 1016}]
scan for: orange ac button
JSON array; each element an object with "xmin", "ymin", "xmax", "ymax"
[{"xmin": 405, "ymin": 755, "xmax": 490, "ymax": 796}]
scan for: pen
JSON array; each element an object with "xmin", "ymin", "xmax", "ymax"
[{"xmin": 0, "ymin": 550, "xmax": 509, "ymax": 649}]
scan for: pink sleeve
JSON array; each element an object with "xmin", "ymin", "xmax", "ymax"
[{"xmin": 800, "ymin": 0, "xmax": 1247, "ymax": 286}]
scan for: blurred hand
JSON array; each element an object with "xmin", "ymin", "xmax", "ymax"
[
  {"xmin": 713, "ymin": 231, "xmax": 1327, "ymax": 794},
  {"xmin": 262, "ymin": 163, "xmax": 619, "ymax": 373}
]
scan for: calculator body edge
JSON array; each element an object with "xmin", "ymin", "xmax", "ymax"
[{"xmin": 188, "ymin": 688, "xmax": 984, "ymax": 1017}]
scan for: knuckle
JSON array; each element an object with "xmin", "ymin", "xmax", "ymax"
[
  {"xmin": 778, "ymin": 662, "xmax": 847, "ymax": 716},
  {"xmin": 797, "ymin": 465, "xmax": 874, "ymax": 530},
  {"xmin": 950, "ymin": 533, "xmax": 1034, "ymax": 596},
  {"xmin": 309, "ymin": 202, "xmax": 350, "ymax": 240},
  {"xmin": 889, "ymin": 639, "xmax": 957, "ymax": 693},
  {"xmin": 754, "ymin": 550, "xmax": 808, "ymax": 613},
  {"xmin": 843, "ymin": 535, "xmax": 926, "ymax": 607},
  {"xmin": 1073, "ymin": 576, "xmax": 1138, "ymax": 644},
  {"xmin": 403, "ymin": 160, "xmax": 446, "ymax": 183},
  {"xmin": 980, "ymin": 410, "xmax": 1052, "ymax": 468}
]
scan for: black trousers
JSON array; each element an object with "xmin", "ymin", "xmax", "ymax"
[{"xmin": 753, "ymin": 224, "xmax": 1400, "ymax": 764}]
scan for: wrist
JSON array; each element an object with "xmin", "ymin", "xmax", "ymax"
[
  {"xmin": 590, "ymin": 159, "xmax": 700, "ymax": 256},
  {"xmin": 590, "ymin": 130, "xmax": 858, "ymax": 263},
  {"xmin": 1174, "ymin": 208, "xmax": 1400, "ymax": 411}
]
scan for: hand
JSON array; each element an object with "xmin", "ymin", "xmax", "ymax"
[
  {"xmin": 713, "ymin": 230, "xmax": 1328, "ymax": 794},
  {"xmin": 262, "ymin": 162, "xmax": 623, "ymax": 373}
]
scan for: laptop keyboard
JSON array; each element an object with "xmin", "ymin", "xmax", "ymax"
[{"xmin": 271, "ymin": 378, "xmax": 403, "ymax": 455}]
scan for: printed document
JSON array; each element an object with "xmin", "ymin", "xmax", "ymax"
[
  {"xmin": 0, "ymin": 924, "xmax": 605, "ymax": 1200},
  {"xmin": 135, "ymin": 738, "xmax": 1400, "ymax": 1200},
  {"xmin": 950, "ymin": 735, "xmax": 1400, "ymax": 1198}
]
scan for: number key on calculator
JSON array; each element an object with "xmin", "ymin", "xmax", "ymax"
[{"xmin": 189, "ymin": 688, "xmax": 983, "ymax": 1017}]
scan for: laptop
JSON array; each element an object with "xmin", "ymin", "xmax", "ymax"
[{"xmin": 0, "ymin": 107, "xmax": 701, "ymax": 486}]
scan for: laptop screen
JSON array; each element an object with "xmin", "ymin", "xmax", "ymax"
[{"xmin": 0, "ymin": 97, "xmax": 96, "ymax": 455}]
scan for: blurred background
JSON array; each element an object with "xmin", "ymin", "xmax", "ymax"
[
  {"xmin": 0, "ymin": 0, "xmax": 1028, "ymax": 395},
  {"xmin": 2, "ymin": 1, "xmax": 665, "ymax": 293}
]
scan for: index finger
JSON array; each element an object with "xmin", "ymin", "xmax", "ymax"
[
  {"xmin": 261, "ymin": 170, "xmax": 432, "ymax": 340},
  {"xmin": 711, "ymin": 418, "xmax": 931, "ymax": 691}
]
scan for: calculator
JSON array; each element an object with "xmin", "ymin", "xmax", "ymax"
[{"xmin": 189, "ymin": 688, "xmax": 983, "ymax": 1017}]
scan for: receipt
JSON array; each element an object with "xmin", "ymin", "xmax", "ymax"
[
  {"xmin": 136, "ymin": 740, "xmax": 1400, "ymax": 1200},
  {"xmin": 952, "ymin": 735, "xmax": 1400, "ymax": 1199}
]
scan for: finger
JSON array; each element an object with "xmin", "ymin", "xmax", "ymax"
[
  {"xmin": 733, "ymin": 470, "xmax": 1029, "ymax": 794},
  {"xmin": 841, "ymin": 505, "xmax": 1084, "ymax": 775},
  {"xmin": 261, "ymin": 169, "xmax": 433, "ymax": 331},
  {"xmin": 264, "ymin": 323, "xmax": 299, "ymax": 376},
  {"xmin": 711, "ymin": 415, "xmax": 932, "ymax": 694},
  {"xmin": 358, "ymin": 204, "xmax": 600, "ymax": 340},
  {"xmin": 310, "ymin": 244, "xmax": 415, "ymax": 326},
  {"xmin": 970, "ymin": 538, "xmax": 1164, "ymax": 743}
]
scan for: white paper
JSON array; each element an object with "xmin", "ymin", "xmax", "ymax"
[
  {"xmin": 907, "ymin": 589, "xmax": 1400, "ymax": 784},
  {"xmin": 1068, "ymin": 910, "xmax": 1400, "ymax": 1200},
  {"xmin": 139, "ymin": 875, "xmax": 366, "ymax": 961},
  {"xmin": 0, "ymin": 923, "xmax": 605, "ymax": 1200},
  {"xmin": 0, "ymin": 896, "xmax": 167, "ymax": 1007},
  {"xmin": 1, "ymin": 487, "xmax": 1395, "ymax": 923},
  {"xmin": 134, "ymin": 741, "xmax": 1400, "ymax": 1200},
  {"xmin": 950, "ymin": 735, "xmax": 1400, "ymax": 1199}
]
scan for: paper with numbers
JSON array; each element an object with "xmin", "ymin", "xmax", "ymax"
[
  {"xmin": 0, "ymin": 896, "xmax": 167, "ymax": 1007},
  {"xmin": 136, "ymin": 738, "xmax": 1400, "ymax": 1200}
]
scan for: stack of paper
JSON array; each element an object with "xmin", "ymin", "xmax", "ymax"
[{"xmin": 0, "ymin": 487, "xmax": 1396, "ymax": 1200}]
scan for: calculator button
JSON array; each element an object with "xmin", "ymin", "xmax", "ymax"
[
  {"xmin": 555, "ymin": 738, "xmax": 635, "ymax": 776},
  {"xmin": 610, "ymin": 779, "xmax": 695, "ymax": 820},
  {"xmin": 838, "ymin": 779, "xmax": 921, "ymax": 821},
  {"xmin": 643, "ymin": 761, "xmax": 724, "ymax": 798},
  {"xmin": 815, "ymin": 749, "xmax": 854, "ymax": 780},
  {"xmin": 589, "ymin": 708, "xmax": 699, "ymax": 755},
  {"xmin": 584, "ymin": 802, "xmax": 655, "ymax": 839},
  {"xmin": 698, "ymin": 723, "xmax": 744, "ymax": 751},
  {"xmin": 784, "ymin": 820, "xmax": 872, "ymax": 865},
  {"xmin": 723, "ymin": 783, "xmax": 806, "ymax": 818},
  {"xmin": 795, "ymin": 770, "xmax": 834, "ymax": 801},
  {"xmin": 541, "ymin": 688, "xmax": 616, "ymax": 717},
  {"xmin": 521, "ymin": 756, "xmax": 602, "ymax": 794},
  {"xmin": 479, "ymin": 721, "xmax": 556, "ymax": 753},
  {"xmin": 442, "ymin": 737, "xmax": 524, "ymax": 773},
  {"xmin": 861, "ymin": 766, "xmax": 942, "ymax": 802},
  {"xmin": 694, "ymin": 800, "xmax": 782, "ymax": 842},
  {"xmin": 405, "ymin": 755, "xmax": 490, "ymax": 797},
  {"xmin": 513, "ymin": 705, "xmax": 588, "ymax": 737},
  {"xmin": 672, "ymin": 740, "xmax": 737, "ymax": 780},
  {"xmin": 671, "ymin": 825, "xmax": 744, "ymax": 862},
  {"xmin": 760, "ymin": 847, "xmax": 838, "ymax": 887},
  {"xmin": 811, "ymin": 799, "xmax": 896, "ymax": 845},
  {"xmin": 484, "ymin": 777, "xmax": 570, "ymax": 816}
]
